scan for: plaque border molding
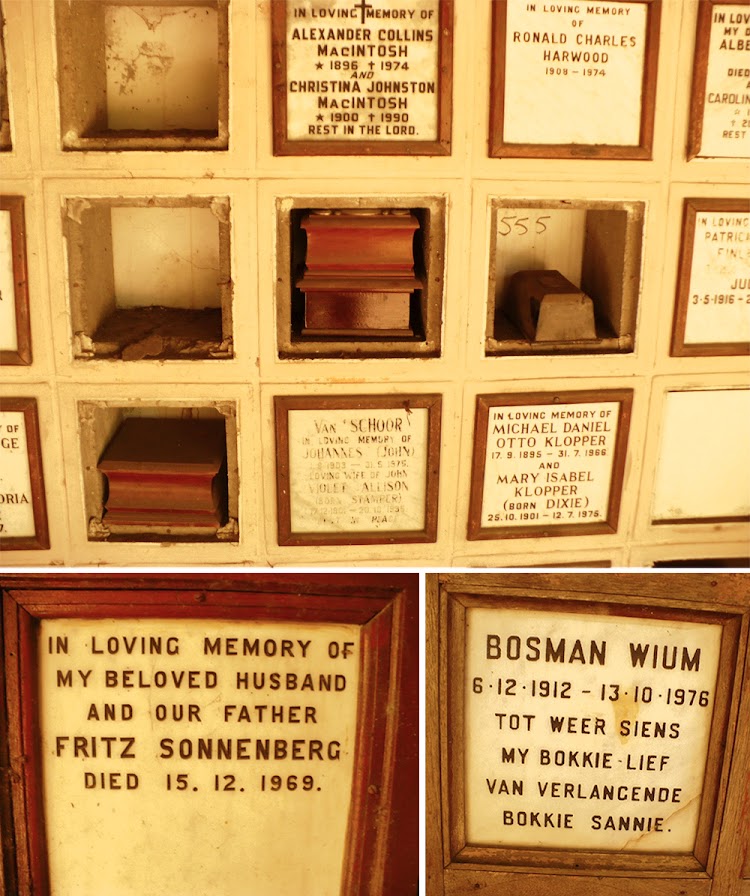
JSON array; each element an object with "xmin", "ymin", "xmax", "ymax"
[
  {"xmin": 670, "ymin": 198, "xmax": 750, "ymax": 358},
  {"xmin": 467, "ymin": 389, "xmax": 633, "ymax": 541},
  {"xmin": 0, "ymin": 196, "xmax": 32, "ymax": 366},
  {"xmin": 0, "ymin": 573, "xmax": 418, "ymax": 896},
  {"xmin": 0, "ymin": 397, "xmax": 49, "ymax": 552},
  {"xmin": 274, "ymin": 393, "xmax": 442, "ymax": 546},
  {"xmin": 488, "ymin": 0, "xmax": 661, "ymax": 160},
  {"xmin": 271, "ymin": 0, "xmax": 454, "ymax": 157}
]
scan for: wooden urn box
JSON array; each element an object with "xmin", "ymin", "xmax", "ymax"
[
  {"xmin": 97, "ymin": 417, "xmax": 227, "ymax": 533},
  {"xmin": 296, "ymin": 210, "xmax": 423, "ymax": 337},
  {"xmin": 508, "ymin": 269, "xmax": 597, "ymax": 343}
]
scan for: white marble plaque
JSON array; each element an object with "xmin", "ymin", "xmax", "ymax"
[
  {"xmin": 39, "ymin": 618, "xmax": 360, "ymax": 896},
  {"xmin": 696, "ymin": 4, "xmax": 750, "ymax": 158},
  {"xmin": 287, "ymin": 405, "xmax": 429, "ymax": 533},
  {"xmin": 683, "ymin": 208, "xmax": 750, "ymax": 344},
  {"xmin": 652, "ymin": 390, "xmax": 750, "ymax": 522},
  {"xmin": 480, "ymin": 401, "xmax": 621, "ymax": 529},
  {"xmin": 284, "ymin": 0, "xmax": 440, "ymax": 141},
  {"xmin": 464, "ymin": 606, "xmax": 723, "ymax": 851},
  {"xmin": 502, "ymin": 0, "xmax": 647, "ymax": 146},
  {"xmin": 0, "ymin": 410, "xmax": 35, "ymax": 538},
  {"xmin": 0, "ymin": 209, "xmax": 18, "ymax": 353}
]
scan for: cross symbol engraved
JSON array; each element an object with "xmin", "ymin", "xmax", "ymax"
[{"xmin": 354, "ymin": 0, "xmax": 372, "ymax": 25}]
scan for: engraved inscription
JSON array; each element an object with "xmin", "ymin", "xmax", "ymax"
[
  {"xmin": 285, "ymin": 0, "xmax": 440, "ymax": 141},
  {"xmin": 0, "ymin": 209, "xmax": 18, "ymax": 353},
  {"xmin": 480, "ymin": 401, "xmax": 620, "ymax": 528},
  {"xmin": 684, "ymin": 209, "xmax": 750, "ymax": 344},
  {"xmin": 503, "ymin": 1, "xmax": 647, "ymax": 145},
  {"xmin": 464, "ymin": 607, "xmax": 722, "ymax": 851},
  {"xmin": 39, "ymin": 618, "xmax": 360, "ymax": 896},
  {"xmin": 0, "ymin": 410, "xmax": 35, "ymax": 538},
  {"xmin": 698, "ymin": 4, "xmax": 750, "ymax": 158},
  {"xmin": 287, "ymin": 405, "xmax": 429, "ymax": 533}
]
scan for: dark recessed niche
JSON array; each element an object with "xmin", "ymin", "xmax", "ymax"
[
  {"xmin": 65, "ymin": 197, "xmax": 233, "ymax": 362},
  {"xmin": 653, "ymin": 558, "xmax": 750, "ymax": 568},
  {"xmin": 55, "ymin": 1, "xmax": 228, "ymax": 151},
  {"xmin": 0, "ymin": 1, "xmax": 10, "ymax": 151},
  {"xmin": 79, "ymin": 402, "xmax": 238, "ymax": 543},
  {"xmin": 277, "ymin": 197, "xmax": 445, "ymax": 360},
  {"xmin": 486, "ymin": 199, "xmax": 644, "ymax": 356}
]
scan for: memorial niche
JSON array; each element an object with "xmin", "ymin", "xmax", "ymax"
[
  {"xmin": 277, "ymin": 196, "xmax": 444, "ymax": 359},
  {"xmin": 0, "ymin": 196, "xmax": 32, "ymax": 366},
  {"xmin": 65, "ymin": 197, "xmax": 233, "ymax": 363},
  {"xmin": 271, "ymin": 0, "xmax": 453, "ymax": 156},
  {"xmin": 54, "ymin": 1, "xmax": 229, "ymax": 151},
  {"xmin": 487, "ymin": 199, "xmax": 644, "ymax": 355},
  {"xmin": 0, "ymin": 2, "xmax": 10, "ymax": 151}
]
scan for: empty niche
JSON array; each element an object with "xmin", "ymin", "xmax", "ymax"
[
  {"xmin": 65, "ymin": 197, "xmax": 232, "ymax": 361},
  {"xmin": 277, "ymin": 197, "xmax": 445, "ymax": 359},
  {"xmin": 486, "ymin": 200, "xmax": 644, "ymax": 355},
  {"xmin": 55, "ymin": 1, "xmax": 228, "ymax": 151},
  {"xmin": 0, "ymin": 1, "xmax": 10, "ymax": 150},
  {"xmin": 79, "ymin": 402, "xmax": 239, "ymax": 542}
]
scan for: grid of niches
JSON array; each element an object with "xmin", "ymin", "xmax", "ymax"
[{"xmin": 0, "ymin": 0, "xmax": 747, "ymax": 567}]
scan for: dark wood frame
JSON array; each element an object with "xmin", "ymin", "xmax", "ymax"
[
  {"xmin": 0, "ymin": 572, "xmax": 418, "ymax": 896},
  {"xmin": 0, "ymin": 398, "xmax": 49, "ymax": 551},
  {"xmin": 671, "ymin": 198, "xmax": 750, "ymax": 357},
  {"xmin": 275, "ymin": 393, "xmax": 441, "ymax": 546},
  {"xmin": 687, "ymin": 0, "xmax": 749, "ymax": 160},
  {"xmin": 427, "ymin": 573, "xmax": 749, "ymax": 896},
  {"xmin": 0, "ymin": 196, "xmax": 32, "ymax": 366},
  {"xmin": 467, "ymin": 390, "xmax": 632, "ymax": 541},
  {"xmin": 488, "ymin": 0, "xmax": 661, "ymax": 160},
  {"xmin": 271, "ymin": 0, "xmax": 453, "ymax": 156}
]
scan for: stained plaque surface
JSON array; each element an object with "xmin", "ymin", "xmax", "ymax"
[
  {"xmin": 272, "ymin": 0, "xmax": 452, "ymax": 155},
  {"xmin": 275, "ymin": 394, "xmax": 441, "ymax": 544},
  {"xmin": 689, "ymin": 2, "xmax": 750, "ymax": 159},
  {"xmin": 38, "ymin": 617, "xmax": 359, "ymax": 896},
  {"xmin": 672, "ymin": 199, "xmax": 750, "ymax": 355},
  {"xmin": 0, "ymin": 399, "xmax": 48, "ymax": 550},
  {"xmin": 490, "ymin": 0, "xmax": 658, "ymax": 158},
  {"xmin": 463, "ymin": 604, "xmax": 723, "ymax": 852},
  {"xmin": 468, "ymin": 391, "xmax": 632, "ymax": 539}
]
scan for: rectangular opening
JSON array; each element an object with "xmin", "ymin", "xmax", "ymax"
[
  {"xmin": 487, "ymin": 200, "xmax": 644, "ymax": 355},
  {"xmin": 277, "ymin": 197, "xmax": 444, "ymax": 360},
  {"xmin": 55, "ymin": 1, "xmax": 228, "ymax": 151},
  {"xmin": 78, "ymin": 401, "xmax": 239, "ymax": 542},
  {"xmin": 66, "ymin": 197, "xmax": 232, "ymax": 361}
]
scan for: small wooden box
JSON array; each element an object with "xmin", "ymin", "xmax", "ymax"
[
  {"xmin": 508, "ymin": 269, "xmax": 596, "ymax": 342},
  {"xmin": 297, "ymin": 210, "xmax": 422, "ymax": 337},
  {"xmin": 97, "ymin": 418, "xmax": 227, "ymax": 531}
]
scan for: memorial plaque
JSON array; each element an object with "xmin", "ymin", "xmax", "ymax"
[
  {"xmin": 0, "ymin": 196, "xmax": 32, "ymax": 365},
  {"xmin": 3, "ymin": 576, "xmax": 418, "ymax": 895},
  {"xmin": 468, "ymin": 390, "xmax": 632, "ymax": 540},
  {"xmin": 0, "ymin": 398, "xmax": 49, "ymax": 551},
  {"xmin": 271, "ymin": 0, "xmax": 453, "ymax": 155},
  {"xmin": 489, "ymin": 0, "xmax": 660, "ymax": 159},
  {"xmin": 442, "ymin": 588, "xmax": 741, "ymax": 871},
  {"xmin": 275, "ymin": 394, "xmax": 441, "ymax": 545},
  {"xmin": 688, "ymin": 1, "xmax": 750, "ymax": 160},
  {"xmin": 672, "ymin": 198, "xmax": 750, "ymax": 356}
]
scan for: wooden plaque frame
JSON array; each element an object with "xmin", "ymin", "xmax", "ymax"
[
  {"xmin": 275, "ymin": 393, "xmax": 441, "ymax": 546},
  {"xmin": 488, "ymin": 0, "xmax": 661, "ymax": 160},
  {"xmin": 468, "ymin": 390, "xmax": 632, "ymax": 541},
  {"xmin": 687, "ymin": 0, "xmax": 749, "ymax": 161},
  {"xmin": 0, "ymin": 573, "xmax": 418, "ymax": 896},
  {"xmin": 0, "ymin": 196, "xmax": 32, "ymax": 366},
  {"xmin": 0, "ymin": 398, "xmax": 49, "ymax": 552},
  {"xmin": 671, "ymin": 198, "xmax": 750, "ymax": 357},
  {"xmin": 271, "ymin": 0, "xmax": 454, "ymax": 157},
  {"xmin": 428, "ymin": 574, "xmax": 748, "ymax": 895}
]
